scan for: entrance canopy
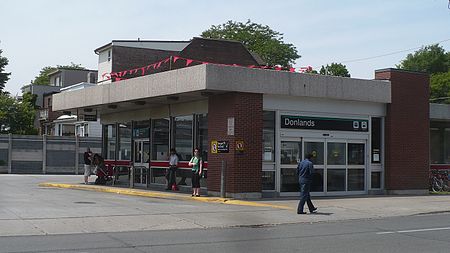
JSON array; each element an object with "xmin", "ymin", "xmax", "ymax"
[{"xmin": 52, "ymin": 64, "xmax": 391, "ymax": 117}]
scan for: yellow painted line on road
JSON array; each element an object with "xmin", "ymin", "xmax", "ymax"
[{"xmin": 39, "ymin": 183, "xmax": 294, "ymax": 210}]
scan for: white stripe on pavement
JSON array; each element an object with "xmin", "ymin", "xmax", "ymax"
[{"xmin": 377, "ymin": 227, "xmax": 450, "ymax": 235}]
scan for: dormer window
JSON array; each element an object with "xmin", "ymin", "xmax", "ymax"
[{"xmin": 55, "ymin": 76, "xmax": 61, "ymax": 86}]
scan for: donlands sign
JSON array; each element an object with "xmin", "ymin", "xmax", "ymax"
[{"xmin": 281, "ymin": 115, "xmax": 368, "ymax": 132}]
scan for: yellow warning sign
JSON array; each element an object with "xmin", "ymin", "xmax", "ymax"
[
  {"xmin": 211, "ymin": 140, "xmax": 218, "ymax": 154},
  {"xmin": 236, "ymin": 140, "xmax": 244, "ymax": 152}
]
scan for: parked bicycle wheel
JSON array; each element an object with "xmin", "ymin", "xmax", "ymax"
[{"xmin": 432, "ymin": 177, "xmax": 443, "ymax": 192}]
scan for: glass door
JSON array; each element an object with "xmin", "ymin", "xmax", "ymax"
[
  {"xmin": 303, "ymin": 140, "xmax": 325, "ymax": 193},
  {"xmin": 347, "ymin": 142, "xmax": 366, "ymax": 192},
  {"xmin": 326, "ymin": 141, "xmax": 347, "ymax": 193},
  {"xmin": 280, "ymin": 139, "xmax": 302, "ymax": 192},
  {"xmin": 134, "ymin": 139, "xmax": 150, "ymax": 186},
  {"xmin": 278, "ymin": 137, "xmax": 366, "ymax": 195},
  {"xmin": 325, "ymin": 140, "xmax": 366, "ymax": 194},
  {"xmin": 303, "ymin": 139, "xmax": 367, "ymax": 195}
]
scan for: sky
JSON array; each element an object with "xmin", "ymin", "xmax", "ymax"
[{"xmin": 1, "ymin": 0, "xmax": 449, "ymax": 96}]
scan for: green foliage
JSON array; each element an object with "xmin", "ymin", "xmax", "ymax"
[
  {"xmin": 33, "ymin": 62, "xmax": 86, "ymax": 85},
  {"xmin": 397, "ymin": 44, "xmax": 450, "ymax": 103},
  {"xmin": 33, "ymin": 66, "xmax": 57, "ymax": 85},
  {"xmin": 0, "ymin": 49, "xmax": 11, "ymax": 92},
  {"xmin": 397, "ymin": 44, "xmax": 450, "ymax": 74},
  {"xmin": 319, "ymin": 63, "xmax": 351, "ymax": 77},
  {"xmin": 430, "ymin": 72, "xmax": 450, "ymax": 103},
  {"xmin": 0, "ymin": 92, "xmax": 38, "ymax": 135},
  {"xmin": 201, "ymin": 20, "xmax": 300, "ymax": 67}
]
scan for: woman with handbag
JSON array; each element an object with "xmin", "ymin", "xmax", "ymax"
[{"xmin": 188, "ymin": 148, "xmax": 202, "ymax": 197}]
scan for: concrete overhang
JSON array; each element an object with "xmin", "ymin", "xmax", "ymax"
[
  {"xmin": 430, "ymin": 103, "xmax": 450, "ymax": 120},
  {"xmin": 53, "ymin": 64, "xmax": 391, "ymax": 115}
]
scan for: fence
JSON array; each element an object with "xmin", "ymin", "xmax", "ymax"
[{"xmin": 0, "ymin": 134, "xmax": 101, "ymax": 174}]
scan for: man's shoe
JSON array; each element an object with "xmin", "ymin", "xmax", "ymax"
[
  {"xmin": 310, "ymin": 208, "xmax": 317, "ymax": 213},
  {"xmin": 297, "ymin": 211, "xmax": 307, "ymax": 214}
]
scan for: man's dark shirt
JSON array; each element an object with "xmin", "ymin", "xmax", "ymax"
[
  {"xmin": 297, "ymin": 158, "xmax": 314, "ymax": 182},
  {"xmin": 84, "ymin": 152, "xmax": 91, "ymax": 165}
]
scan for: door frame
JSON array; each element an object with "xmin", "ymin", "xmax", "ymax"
[
  {"xmin": 278, "ymin": 134, "xmax": 368, "ymax": 197},
  {"xmin": 133, "ymin": 138, "xmax": 150, "ymax": 187}
]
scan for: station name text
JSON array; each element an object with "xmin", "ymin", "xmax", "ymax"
[{"xmin": 284, "ymin": 118, "xmax": 315, "ymax": 127}]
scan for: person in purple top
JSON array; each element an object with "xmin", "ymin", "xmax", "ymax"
[{"xmin": 297, "ymin": 153, "xmax": 317, "ymax": 214}]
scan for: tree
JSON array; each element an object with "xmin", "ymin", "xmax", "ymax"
[
  {"xmin": 397, "ymin": 44, "xmax": 450, "ymax": 102},
  {"xmin": 201, "ymin": 20, "xmax": 300, "ymax": 67},
  {"xmin": 396, "ymin": 44, "xmax": 449, "ymax": 74},
  {"xmin": 430, "ymin": 72, "xmax": 450, "ymax": 103},
  {"xmin": 0, "ymin": 92, "xmax": 38, "ymax": 135},
  {"xmin": 0, "ymin": 49, "xmax": 11, "ymax": 93},
  {"xmin": 33, "ymin": 66, "xmax": 57, "ymax": 85},
  {"xmin": 319, "ymin": 63, "xmax": 351, "ymax": 77},
  {"xmin": 33, "ymin": 62, "xmax": 86, "ymax": 85}
]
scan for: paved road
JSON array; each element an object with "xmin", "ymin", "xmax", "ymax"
[
  {"xmin": 2, "ymin": 174, "xmax": 450, "ymax": 252},
  {"xmin": 2, "ymin": 213, "xmax": 450, "ymax": 252}
]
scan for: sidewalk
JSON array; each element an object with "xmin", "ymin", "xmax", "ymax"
[
  {"xmin": 4, "ymin": 174, "xmax": 450, "ymax": 237},
  {"xmin": 41, "ymin": 181, "xmax": 450, "ymax": 224}
]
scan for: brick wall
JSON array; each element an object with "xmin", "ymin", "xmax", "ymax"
[
  {"xmin": 112, "ymin": 46, "xmax": 178, "ymax": 78},
  {"xmin": 207, "ymin": 92, "xmax": 262, "ymax": 195},
  {"xmin": 375, "ymin": 69, "xmax": 429, "ymax": 191},
  {"xmin": 180, "ymin": 38, "xmax": 260, "ymax": 66}
]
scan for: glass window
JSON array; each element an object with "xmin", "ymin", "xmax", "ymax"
[
  {"xmin": 304, "ymin": 142, "xmax": 324, "ymax": 165},
  {"xmin": 371, "ymin": 171, "xmax": 381, "ymax": 189},
  {"xmin": 371, "ymin": 117, "xmax": 382, "ymax": 163},
  {"xmin": 119, "ymin": 123, "xmax": 131, "ymax": 160},
  {"xmin": 281, "ymin": 168, "xmax": 298, "ymax": 192},
  {"xmin": 327, "ymin": 169, "xmax": 346, "ymax": 191},
  {"xmin": 103, "ymin": 124, "xmax": 116, "ymax": 160},
  {"xmin": 197, "ymin": 114, "xmax": 208, "ymax": 161},
  {"xmin": 445, "ymin": 129, "xmax": 450, "ymax": 164},
  {"xmin": 348, "ymin": 143, "xmax": 365, "ymax": 165},
  {"xmin": 133, "ymin": 120, "xmax": 150, "ymax": 139},
  {"xmin": 62, "ymin": 125, "xmax": 75, "ymax": 136},
  {"xmin": 281, "ymin": 141, "xmax": 301, "ymax": 165},
  {"xmin": 152, "ymin": 118, "xmax": 169, "ymax": 160},
  {"xmin": 430, "ymin": 128, "xmax": 441, "ymax": 164},
  {"xmin": 327, "ymin": 143, "xmax": 346, "ymax": 165},
  {"xmin": 175, "ymin": 115, "xmax": 193, "ymax": 161},
  {"xmin": 348, "ymin": 169, "xmax": 365, "ymax": 191},
  {"xmin": 262, "ymin": 171, "xmax": 275, "ymax": 190},
  {"xmin": 134, "ymin": 141, "xmax": 142, "ymax": 163},
  {"xmin": 143, "ymin": 141, "xmax": 150, "ymax": 163},
  {"xmin": 263, "ymin": 111, "xmax": 275, "ymax": 162},
  {"xmin": 311, "ymin": 169, "xmax": 324, "ymax": 192}
]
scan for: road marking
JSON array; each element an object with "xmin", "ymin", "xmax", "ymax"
[
  {"xmin": 39, "ymin": 183, "xmax": 294, "ymax": 210},
  {"xmin": 376, "ymin": 227, "xmax": 450, "ymax": 235}
]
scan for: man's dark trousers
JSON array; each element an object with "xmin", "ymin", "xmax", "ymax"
[
  {"xmin": 167, "ymin": 166, "xmax": 177, "ymax": 189},
  {"xmin": 297, "ymin": 180, "xmax": 315, "ymax": 213}
]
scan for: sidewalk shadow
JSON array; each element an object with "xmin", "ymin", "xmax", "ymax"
[{"xmin": 310, "ymin": 212, "xmax": 333, "ymax": 216}]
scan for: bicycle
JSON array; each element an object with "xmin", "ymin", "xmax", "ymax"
[{"xmin": 429, "ymin": 169, "xmax": 450, "ymax": 192}]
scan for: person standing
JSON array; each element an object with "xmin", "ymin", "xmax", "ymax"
[
  {"xmin": 297, "ymin": 153, "xmax": 317, "ymax": 214},
  {"xmin": 83, "ymin": 147, "xmax": 93, "ymax": 184},
  {"xmin": 166, "ymin": 148, "xmax": 179, "ymax": 191},
  {"xmin": 188, "ymin": 148, "xmax": 202, "ymax": 197}
]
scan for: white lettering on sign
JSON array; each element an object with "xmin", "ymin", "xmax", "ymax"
[{"xmin": 284, "ymin": 118, "xmax": 315, "ymax": 127}]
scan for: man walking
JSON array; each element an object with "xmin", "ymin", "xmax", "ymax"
[{"xmin": 297, "ymin": 153, "xmax": 317, "ymax": 214}]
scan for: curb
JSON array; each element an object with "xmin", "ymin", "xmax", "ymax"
[{"xmin": 39, "ymin": 183, "xmax": 293, "ymax": 210}]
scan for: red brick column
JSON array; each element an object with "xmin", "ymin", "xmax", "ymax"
[
  {"xmin": 207, "ymin": 92, "xmax": 262, "ymax": 198},
  {"xmin": 375, "ymin": 69, "xmax": 429, "ymax": 193}
]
